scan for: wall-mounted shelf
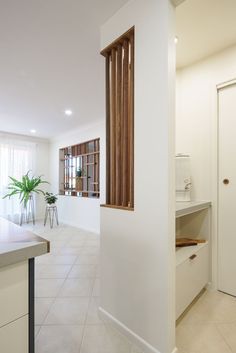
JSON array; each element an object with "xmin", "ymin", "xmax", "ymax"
[{"xmin": 176, "ymin": 201, "xmax": 211, "ymax": 218}]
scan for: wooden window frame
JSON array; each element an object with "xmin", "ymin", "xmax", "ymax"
[{"xmin": 59, "ymin": 138, "xmax": 100, "ymax": 198}]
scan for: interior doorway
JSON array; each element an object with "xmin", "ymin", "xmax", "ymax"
[{"xmin": 218, "ymin": 81, "xmax": 236, "ymax": 297}]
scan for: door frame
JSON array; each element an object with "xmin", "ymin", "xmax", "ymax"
[{"xmin": 213, "ymin": 79, "xmax": 236, "ymax": 290}]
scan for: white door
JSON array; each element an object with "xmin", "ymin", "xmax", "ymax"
[{"xmin": 218, "ymin": 82, "xmax": 236, "ymax": 296}]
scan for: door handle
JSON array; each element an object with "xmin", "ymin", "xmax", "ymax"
[{"xmin": 223, "ymin": 179, "xmax": 230, "ymax": 185}]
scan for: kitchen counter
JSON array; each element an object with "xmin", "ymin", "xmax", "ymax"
[
  {"xmin": 0, "ymin": 217, "xmax": 49, "ymax": 353},
  {"xmin": 0, "ymin": 217, "xmax": 49, "ymax": 268}
]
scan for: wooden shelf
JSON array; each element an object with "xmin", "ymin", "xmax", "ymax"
[
  {"xmin": 60, "ymin": 151, "xmax": 99, "ymax": 161},
  {"xmin": 59, "ymin": 138, "xmax": 100, "ymax": 199}
]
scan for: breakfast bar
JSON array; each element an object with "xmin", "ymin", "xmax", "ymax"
[{"xmin": 0, "ymin": 218, "xmax": 49, "ymax": 353}]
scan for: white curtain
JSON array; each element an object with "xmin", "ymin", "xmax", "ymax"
[{"xmin": 0, "ymin": 137, "xmax": 36, "ymax": 222}]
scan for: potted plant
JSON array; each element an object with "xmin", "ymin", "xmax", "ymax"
[
  {"xmin": 45, "ymin": 192, "xmax": 58, "ymax": 206},
  {"xmin": 3, "ymin": 171, "xmax": 49, "ymax": 207},
  {"xmin": 76, "ymin": 167, "xmax": 85, "ymax": 191}
]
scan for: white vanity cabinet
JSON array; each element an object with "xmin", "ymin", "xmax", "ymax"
[{"xmin": 176, "ymin": 201, "xmax": 211, "ymax": 319}]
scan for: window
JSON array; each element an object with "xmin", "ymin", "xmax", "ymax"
[
  {"xmin": 0, "ymin": 138, "xmax": 36, "ymax": 221},
  {"xmin": 101, "ymin": 27, "xmax": 134, "ymax": 209},
  {"xmin": 59, "ymin": 138, "xmax": 100, "ymax": 198}
]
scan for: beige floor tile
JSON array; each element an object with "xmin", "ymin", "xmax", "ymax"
[
  {"xmin": 176, "ymin": 323, "xmax": 232, "ymax": 353},
  {"xmin": 130, "ymin": 346, "xmax": 144, "ymax": 353},
  {"xmin": 47, "ymin": 233, "xmax": 73, "ymax": 241},
  {"xmin": 80, "ymin": 324, "xmax": 132, "ymax": 353},
  {"xmin": 180, "ymin": 290, "xmax": 236, "ymax": 324},
  {"xmin": 217, "ymin": 323, "xmax": 236, "ymax": 352},
  {"xmin": 76, "ymin": 254, "xmax": 99, "ymax": 265},
  {"xmin": 84, "ymin": 233, "xmax": 100, "ymax": 241},
  {"xmin": 44, "ymin": 297, "xmax": 90, "ymax": 325},
  {"xmin": 96, "ymin": 265, "xmax": 100, "ymax": 278},
  {"xmin": 36, "ymin": 254, "xmax": 77, "ymax": 265},
  {"xmin": 35, "ymin": 325, "xmax": 41, "ymax": 338},
  {"xmin": 58, "ymin": 278, "xmax": 93, "ymax": 297},
  {"xmin": 36, "ymin": 253, "xmax": 51, "ymax": 265},
  {"xmin": 36, "ymin": 325, "xmax": 84, "ymax": 353},
  {"xmin": 92, "ymin": 278, "xmax": 100, "ymax": 297},
  {"xmin": 35, "ymin": 264, "xmax": 72, "ymax": 279},
  {"xmin": 48, "ymin": 240, "xmax": 67, "ymax": 248},
  {"xmin": 82, "ymin": 246, "xmax": 99, "ymax": 255},
  {"xmin": 35, "ymin": 298, "xmax": 55, "ymax": 325},
  {"xmin": 68, "ymin": 264, "xmax": 97, "ymax": 278},
  {"xmin": 67, "ymin": 239, "xmax": 86, "ymax": 247},
  {"xmin": 35, "ymin": 279, "xmax": 64, "ymax": 297},
  {"xmin": 86, "ymin": 297, "xmax": 103, "ymax": 325},
  {"xmin": 84, "ymin": 239, "xmax": 100, "ymax": 247},
  {"xmin": 59, "ymin": 247, "xmax": 84, "ymax": 255}
]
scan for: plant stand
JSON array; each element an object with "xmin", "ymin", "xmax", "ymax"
[
  {"xmin": 20, "ymin": 195, "xmax": 35, "ymax": 226},
  {"xmin": 44, "ymin": 204, "xmax": 59, "ymax": 229}
]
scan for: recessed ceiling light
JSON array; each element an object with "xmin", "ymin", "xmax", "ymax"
[
  {"xmin": 64, "ymin": 109, "xmax": 73, "ymax": 116},
  {"xmin": 175, "ymin": 36, "xmax": 179, "ymax": 44},
  {"xmin": 30, "ymin": 129, "xmax": 36, "ymax": 133}
]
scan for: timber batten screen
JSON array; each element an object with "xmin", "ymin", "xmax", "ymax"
[{"xmin": 101, "ymin": 27, "xmax": 134, "ymax": 209}]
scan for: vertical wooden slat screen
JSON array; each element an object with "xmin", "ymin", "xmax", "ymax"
[
  {"xmin": 105, "ymin": 55, "xmax": 111, "ymax": 205},
  {"xmin": 101, "ymin": 27, "xmax": 134, "ymax": 209}
]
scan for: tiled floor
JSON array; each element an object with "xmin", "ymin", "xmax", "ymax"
[
  {"xmin": 177, "ymin": 290, "xmax": 236, "ymax": 353},
  {"xmin": 25, "ymin": 222, "xmax": 236, "ymax": 353},
  {"xmin": 24, "ymin": 222, "xmax": 142, "ymax": 353}
]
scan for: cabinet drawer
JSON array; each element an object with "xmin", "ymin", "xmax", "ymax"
[
  {"xmin": 176, "ymin": 244, "xmax": 209, "ymax": 319},
  {"xmin": 0, "ymin": 261, "xmax": 28, "ymax": 327},
  {"xmin": 0, "ymin": 315, "xmax": 28, "ymax": 353}
]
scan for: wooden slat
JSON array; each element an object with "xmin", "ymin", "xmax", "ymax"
[
  {"xmin": 115, "ymin": 44, "xmax": 122, "ymax": 205},
  {"xmin": 129, "ymin": 33, "xmax": 134, "ymax": 208},
  {"xmin": 122, "ymin": 39, "xmax": 129, "ymax": 207},
  {"xmin": 110, "ymin": 48, "xmax": 117, "ymax": 205},
  {"xmin": 105, "ymin": 55, "xmax": 111, "ymax": 204}
]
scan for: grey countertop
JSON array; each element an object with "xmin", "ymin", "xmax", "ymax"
[{"xmin": 0, "ymin": 217, "xmax": 49, "ymax": 268}]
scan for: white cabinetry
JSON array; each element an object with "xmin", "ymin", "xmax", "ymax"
[
  {"xmin": 176, "ymin": 201, "xmax": 211, "ymax": 319},
  {"xmin": 0, "ymin": 261, "xmax": 28, "ymax": 352},
  {"xmin": 0, "ymin": 315, "xmax": 28, "ymax": 353}
]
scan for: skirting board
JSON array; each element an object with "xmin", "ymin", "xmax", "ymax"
[{"xmin": 99, "ymin": 307, "xmax": 178, "ymax": 353}]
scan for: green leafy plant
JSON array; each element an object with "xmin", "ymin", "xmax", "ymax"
[
  {"xmin": 45, "ymin": 192, "xmax": 58, "ymax": 205},
  {"xmin": 3, "ymin": 171, "xmax": 49, "ymax": 207},
  {"xmin": 76, "ymin": 167, "xmax": 86, "ymax": 178}
]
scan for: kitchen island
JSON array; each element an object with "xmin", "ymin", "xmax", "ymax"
[{"xmin": 0, "ymin": 217, "xmax": 49, "ymax": 353}]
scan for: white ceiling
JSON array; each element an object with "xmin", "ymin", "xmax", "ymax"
[
  {"xmin": 176, "ymin": 0, "xmax": 236, "ymax": 69},
  {"xmin": 0, "ymin": 0, "xmax": 127, "ymax": 138},
  {"xmin": 2, "ymin": 0, "xmax": 236, "ymax": 138}
]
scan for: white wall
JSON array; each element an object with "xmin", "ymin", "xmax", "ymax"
[
  {"xmin": 49, "ymin": 121, "xmax": 105, "ymax": 233},
  {"xmin": 0, "ymin": 131, "xmax": 50, "ymax": 219},
  {"xmin": 100, "ymin": 1, "xmax": 176, "ymax": 353},
  {"xmin": 176, "ymin": 44, "xmax": 236, "ymax": 288},
  {"xmin": 176, "ymin": 44, "xmax": 236, "ymax": 201}
]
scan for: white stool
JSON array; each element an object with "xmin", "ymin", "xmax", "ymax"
[{"xmin": 44, "ymin": 204, "xmax": 59, "ymax": 228}]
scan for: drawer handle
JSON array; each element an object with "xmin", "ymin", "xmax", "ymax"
[{"xmin": 189, "ymin": 254, "xmax": 197, "ymax": 260}]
